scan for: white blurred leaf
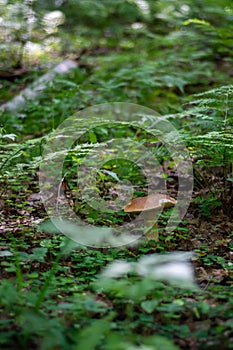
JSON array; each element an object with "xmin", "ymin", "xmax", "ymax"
[
  {"xmin": 101, "ymin": 261, "xmax": 132, "ymax": 278},
  {"xmin": 0, "ymin": 250, "xmax": 13, "ymax": 257},
  {"xmin": 100, "ymin": 252, "xmax": 198, "ymax": 290}
]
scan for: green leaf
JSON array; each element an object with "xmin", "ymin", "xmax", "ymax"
[
  {"xmin": 102, "ymin": 169, "xmax": 120, "ymax": 182},
  {"xmin": 141, "ymin": 300, "xmax": 158, "ymax": 314},
  {"xmin": 89, "ymin": 130, "xmax": 97, "ymax": 143},
  {"xmin": 74, "ymin": 313, "xmax": 114, "ymax": 350},
  {"xmin": 183, "ymin": 18, "xmax": 211, "ymax": 26}
]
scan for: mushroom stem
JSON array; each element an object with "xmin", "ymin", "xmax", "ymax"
[{"xmin": 143, "ymin": 210, "xmax": 159, "ymax": 241}]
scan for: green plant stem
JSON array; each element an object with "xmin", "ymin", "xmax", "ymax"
[
  {"xmin": 13, "ymin": 249, "xmax": 23, "ymax": 294},
  {"xmin": 34, "ymin": 251, "xmax": 61, "ymax": 312}
]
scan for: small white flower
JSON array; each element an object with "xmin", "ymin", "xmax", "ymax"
[{"xmin": 131, "ymin": 22, "xmax": 145, "ymax": 30}]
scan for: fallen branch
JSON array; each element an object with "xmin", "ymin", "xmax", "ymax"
[{"xmin": 0, "ymin": 59, "xmax": 78, "ymax": 113}]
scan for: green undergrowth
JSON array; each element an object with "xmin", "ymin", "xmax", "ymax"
[{"xmin": 0, "ymin": 0, "xmax": 233, "ymax": 349}]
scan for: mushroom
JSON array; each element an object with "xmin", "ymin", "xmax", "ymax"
[{"xmin": 123, "ymin": 193, "xmax": 177, "ymax": 241}]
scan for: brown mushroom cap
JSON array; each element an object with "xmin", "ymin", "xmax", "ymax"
[{"xmin": 123, "ymin": 193, "xmax": 177, "ymax": 213}]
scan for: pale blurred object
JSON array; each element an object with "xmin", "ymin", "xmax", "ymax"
[
  {"xmin": 43, "ymin": 10, "xmax": 65, "ymax": 34},
  {"xmin": 101, "ymin": 252, "xmax": 197, "ymax": 289}
]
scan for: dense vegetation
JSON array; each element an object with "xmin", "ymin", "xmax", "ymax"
[{"xmin": 0, "ymin": 1, "xmax": 232, "ymax": 349}]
